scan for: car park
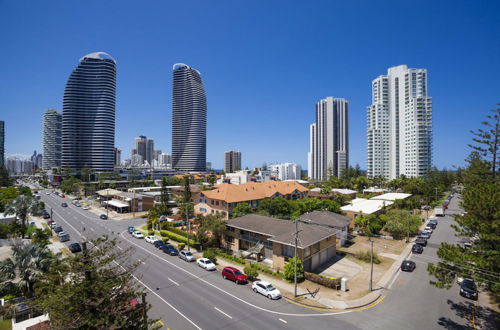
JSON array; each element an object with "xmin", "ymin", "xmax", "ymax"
[
  {"xmin": 401, "ymin": 260, "xmax": 416, "ymax": 272},
  {"xmin": 128, "ymin": 226, "xmax": 135, "ymax": 234},
  {"xmin": 145, "ymin": 236, "xmax": 158, "ymax": 244},
  {"xmin": 411, "ymin": 244, "xmax": 424, "ymax": 254},
  {"xmin": 161, "ymin": 245, "xmax": 179, "ymax": 256},
  {"xmin": 196, "ymin": 258, "xmax": 216, "ymax": 271},
  {"xmin": 460, "ymin": 279, "xmax": 478, "ymax": 300},
  {"xmin": 415, "ymin": 237, "xmax": 428, "ymax": 246},
  {"xmin": 153, "ymin": 240, "xmax": 166, "ymax": 249},
  {"xmin": 252, "ymin": 281, "xmax": 281, "ymax": 299},
  {"xmin": 179, "ymin": 250, "xmax": 195, "ymax": 262},
  {"xmin": 222, "ymin": 267, "xmax": 247, "ymax": 284},
  {"xmin": 100, "ymin": 214, "xmax": 108, "ymax": 220},
  {"xmin": 132, "ymin": 231, "xmax": 144, "ymax": 239},
  {"xmin": 61, "ymin": 203, "xmax": 68, "ymax": 207},
  {"xmin": 69, "ymin": 243, "xmax": 82, "ymax": 253}
]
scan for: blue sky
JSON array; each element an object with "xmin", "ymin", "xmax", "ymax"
[{"xmin": 1, "ymin": 0, "xmax": 499, "ymax": 170}]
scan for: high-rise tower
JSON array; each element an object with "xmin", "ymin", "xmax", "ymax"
[
  {"xmin": 367, "ymin": 65, "xmax": 432, "ymax": 179},
  {"xmin": 224, "ymin": 150, "xmax": 241, "ymax": 173},
  {"xmin": 171, "ymin": 63, "xmax": 207, "ymax": 172},
  {"xmin": 62, "ymin": 52, "xmax": 116, "ymax": 171},
  {"xmin": 134, "ymin": 136, "xmax": 154, "ymax": 165},
  {"xmin": 42, "ymin": 109, "xmax": 62, "ymax": 169},
  {"xmin": 0, "ymin": 121, "xmax": 4, "ymax": 167}
]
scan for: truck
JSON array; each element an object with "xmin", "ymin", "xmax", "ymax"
[{"xmin": 434, "ymin": 206, "xmax": 445, "ymax": 217}]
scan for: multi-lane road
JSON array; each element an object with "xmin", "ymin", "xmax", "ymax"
[{"xmin": 37, "ymin": 188, "xmax": 476, "ymax": 330}]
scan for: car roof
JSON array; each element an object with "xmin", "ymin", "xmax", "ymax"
[
  {"xmin": 256, "ymin": 280, "xmax": 271, "ymax": 286},
  {"xmin": 224, "ymin": 266, "xmax": 239, "ymax": 271}
]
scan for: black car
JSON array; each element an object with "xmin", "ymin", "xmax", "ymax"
[
  {"xmin": 153, "ymin": 240, "xmax": 166, "ymax": 249},
  {"xmin": 460, "ymin": 279, "xmax": 478, "ymax": 300},
  {"xmin": 61, "ymin": 203, "xmax": 68, "ymax": 207},
  {"xmin": 100, "ymin": 214, "xmax": 108, "ymax": 220},
  {"xmin": 43, "ymin": 213, "xmax": 50, "ymax": 219},
  {"xmin": 401, "ymin": 260, "xmax": 416, "ymax": 272},
  {"xmin": 428, "ymin": 219, "xmax": 438, "ymax": 226},
  {"xmin": 54, "ymin": 226, "xmax": 63, "ymax": 233},
  {"xmin": 161, "ymin": 245, "xmax": 178, "ymax": 256},
  {"xmin": 411, "ymin": 244, "xmax": 424, "ymax": 254},
  {"xmin": 427, "ymin": 222, "xmax": 437, "ymax": 229},
  {"xmin": 415, "ymin": 237, "xmax": 428, "ymax": 246},
  {"xmin": 69, "ymin": 243, "xmax": 82, "ymax": 253}
]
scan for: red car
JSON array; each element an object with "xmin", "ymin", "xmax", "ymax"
[
  {"xmin": 47, "ymin": 220, "xmax": 55, "ymax": 226},
  {"xmin": 222, "ymin": 267, "xmax": 247, "ymax": 284}
]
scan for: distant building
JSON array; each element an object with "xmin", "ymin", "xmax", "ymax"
[
  {"xmin": 134, "ymin": 136, "xmax": 154, "ymax": 166},
  {"xmin": 0, "ymin": 121, "xmax": 4, "ymax": 167},
  {"xmin": 206, "ymin": 162, "xmax": 212, "ymax": 171},
  {"xmin": 30, "ymin": 151, "xmax": 42, "ymax": 170},
  {"xmin": 114, "ymin": 148, "xmax": 121, "ymax": 166},
  {"xmin": 269, "ymin": 163, "xmax": 302, "ymax": 181},
  {"xmin": 6, "ymin": 157, "xmax": 33, "ymax": 174},
  {"xmin": 159, "ymin": 153, "xmax": 172, "ymax": 168},
  {"xmin": 42, "ymin": 109, "xmax": 62, "ymax": 169},
  {"xmin": 224, "ymin": 150, "xmax": 241, "ymax": 173},
  {"xmin": 131, "ymin": 154, "xmax": 143, "ymax": 166},
  {"xmin": 308, "ymin": 97, "xmax": 349, "ymax": 180}
]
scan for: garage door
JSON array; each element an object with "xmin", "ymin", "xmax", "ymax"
[
  {"xmin": 311, "ymin": 253, "xmax": 320, "ymax": 270},
  {"xmin": 319, "ymin": 249, "xmax": 328, "ymax": 265}
]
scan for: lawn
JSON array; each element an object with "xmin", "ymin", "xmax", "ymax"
[{"xmin": 0, "ymin": 319, "xmax": 12, "ymax": 330}]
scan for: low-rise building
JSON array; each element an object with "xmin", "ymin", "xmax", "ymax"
[
  {"xmin": 224, "ymin": 214, "xmax": 338, "ymax": 272},
  {"xmin": 341, "ymin": 198, "xmax": 393, "ymax": 222},
  {"xmin": 299, "ymin": 210, "xmax": 351, "ymax": 246},
  {"xmin": 370, "ymin": 192, "xmax": 411, "ymax": 201}
]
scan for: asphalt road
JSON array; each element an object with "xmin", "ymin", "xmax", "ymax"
[{"xmin": 37, "ymin": 187, "xmax": 476, "ymax": 330}]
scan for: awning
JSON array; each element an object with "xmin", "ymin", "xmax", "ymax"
[{"xmin": 105, "ymin": 199, "xmax": 129, "ymax": 208}]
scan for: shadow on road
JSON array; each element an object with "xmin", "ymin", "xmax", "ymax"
[{"xmin": 437, "ymin": 298, "xmax": 500, "ymax": 330}]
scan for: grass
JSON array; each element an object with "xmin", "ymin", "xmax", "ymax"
[{"xmin": 0, "ymin": 319, "xmax": 11, "ymax": 330}]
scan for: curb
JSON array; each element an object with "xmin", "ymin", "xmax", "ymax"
[
  {"xmin": 283, "ymin": 293, "xmax": 385, "ymax": 311},
  {"xmin": 345, "ymin": 293, "xmax": 383, "ymax": 310},
  {"xmin": 283, "ymin": 296, "xmax": 334, "ymax": 311}
]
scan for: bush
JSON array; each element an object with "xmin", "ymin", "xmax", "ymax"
[
  {"xmin": 305, "ymin": 272, "xmax": 341, "ymax": 289},
  {"xmin": 354, "ymin": 251, "xmax": 381, "ymax": 264},
  {"xmin": 212, "ymin": 250, "xmax": 246, "ymax": 265},
  {"xmin": 203, "ymin": 249, "xmax": 218, "ymax": 264},
  {"xmin": 178, "ymin": 243, "xmax": 186, "ymax": 251},
  {"xmin": 147, "ymin": 231, "xmax": 155, "ymax": 236},
  {"xmin": 283, "ymin": 257, "xmax": 304, "ymax": 283},
  {"xmin": 249, "ymin": 263, "xmax": 281, "ymax": 278},
  {"xmin": 244, "ymin": 266, "xmax": 259, "ymax": 281},
  {"xmin": 159, "ymin": 230, "xmax": 198, "ymax": 246},
  {"xmin": 162, "ymin": 238, "xmax": 169, "ymax": 244}
]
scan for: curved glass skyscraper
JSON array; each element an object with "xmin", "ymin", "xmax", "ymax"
[
  {"xmin": 172, "ymin": 63, "xmax": 207, "ymax": 172},
  {"xmin": 62, "ymin": 52, "xmax": 116, "ymax": 171}
]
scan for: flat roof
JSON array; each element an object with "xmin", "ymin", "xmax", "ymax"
[
  {"xmin": 341, "ymin": 199, "xmax": 394, "ymax": 214},
  {"xmin": 370, "ymin": 193, "xmax": 411, "ymax": 201},
  {"xmin": 332, "ymin": 188, "xmax": 357, "ymax": 194},
  {"xmin": 105, "ymin": 199, "xmax": 129, "ymax": 208}
]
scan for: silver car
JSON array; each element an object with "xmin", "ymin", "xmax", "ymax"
[{"xmin": 179, "ymin": 250, "xmax": 195, "ymax": 262}]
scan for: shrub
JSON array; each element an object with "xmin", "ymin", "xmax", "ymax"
[
  {"xmin": 162, "ymin": 238, "xmax": 169, "ymax": 243},
  {"xmin": 178, "ymin": 243, "xmax": 186, "ymax": 251},
  {"xmin": 283, "ymin": 257, "xmax": 304, "ymax": 283},
  {"xmin": 354, "ymin": 251, "xmax": 381, "ymax": 264},
  {"xmin": 249, "ymin": 263, "xmax": 281, "ymax": 278},
  {"xmin": 305, "ymin": 272, "xmax": 341, "ymax": 289},
  {"xmin": 212, "ymin": 250, "xmax": 246, "ymax": 265},
  {"xmin": 159, "ymin": 230, "xmax": 198, "ymax": 246},
  {"xmin": 203, "ymin": 249, "xmax": 218, "ymax": 264},
  {"xmin": 147, "ymin": 231, "xmax": 155, "ymax": 236},
  {"xmin": 244, "ymin": 266, "xmax": 259, "ymax": 281}
]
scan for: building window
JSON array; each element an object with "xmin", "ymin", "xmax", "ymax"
[
  {"xmin": 225, "ymin": 235, "xmax": 233, "ymax": 243},
  {"xmin": 200, "ymin": 208, "xmax": 207, "ymax": 213},
  {"xmin": 310, "ymin": 242, "xmax": 320, "ymax": 255},
  {"xmin": 282, "ymin": 245, "xmax": 294, "ymax": 258}
]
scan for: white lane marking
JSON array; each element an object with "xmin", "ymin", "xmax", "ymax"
[
  {"xmin": 117, "ymin": 246, "xmax": 123, "ymax": 250},
  {"xmin": 168, "ymin": 278, "xmax": 180, "ymax": 286},
  {"xmin": 279, "ymin": 318, "xmax": 287, "ymax": 323},
  {"xmin": 90, "ymin": 228, "xmax": 95, "ymax": 232},
  {"xmin": 214, "ymin": 307, "xmax": 232, "ymax": 319},
  {"xmin": 121, "ymin": 231, "xmax": 351, "ymax": 317}
]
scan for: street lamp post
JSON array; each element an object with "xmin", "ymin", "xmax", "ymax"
[
  {"xmin": 294, "ymin": 219, "xmax": 298, "ymax": 297},
  {"xmin": 106, "ymin": 189, "xmax": 109, "ymax": 219}
]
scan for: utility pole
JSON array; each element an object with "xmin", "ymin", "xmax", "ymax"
[
  {"xmin": 142, "ymin": 292, "xmax": 148, "ymax": 329},
  {"xmin": 369, "ymin": 239, "xmax": 374, "ymax": 291},
  {"xmin": 133, "ymin": 190, "xmax": 136, "ymax": 219},
  {"xmin": 434, "ymin": 187, "xmax": 438, "ymax": 202},
  {"xmin": 294, "ymin": 219, "xmax": 298, "ymax": 297},
  {"xmin": 106, "ymin": 189, "xmax": 109, "ymax": 219},
  {"xmin": 186, "ymin": 203, "xmax": 190, "ymax": 251}
]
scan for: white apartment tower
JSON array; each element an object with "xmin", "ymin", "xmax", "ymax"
[
  {"xmin": 270, "ymin": 163, "xmax": 302, "ymax": 181},
  {"xmin": 308, "ymin": 97, "xmax": 349, "ymax": 180},
  {"xmin": 367, "ymin": 65, "xmax": 432, "ymax": 179}
]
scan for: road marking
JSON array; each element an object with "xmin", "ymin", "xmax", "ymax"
[
  {"xmin": 90, "ymin": 228, "xmax": 95, "ymax": 232},
  {"xmin": 279, "ymin": 318, "xmax": 287, "ymax": 323},
  {"xmin": 117, "ymin": 246, "xmax": 123, "ymax": 250},
  {"xmin": 214, "ymin": 307, "xmax": 232, "ymax": 319},
  {"xmin": 168, "ymin": 278, "xmax": 179, "ymax": 286},
  {"xmin": 472, "ymin": 304, "xmax": 477, "ymax": 329}
]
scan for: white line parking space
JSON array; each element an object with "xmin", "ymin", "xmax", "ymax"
[
  {"xmin": 168, "ymin": 278, "xmax": 180, "ymax": 286},
  {"xmin": 279, "ymin": 318, "xmax": 287, "ymax": 323}
]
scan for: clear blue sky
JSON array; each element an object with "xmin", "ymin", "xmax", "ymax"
[{"xmin": 1, "ymin": 0, "xmax": 499, "ymax": 170}]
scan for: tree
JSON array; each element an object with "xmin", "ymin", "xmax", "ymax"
[
  {"xmin": 258, "ymin": 197, "xmax": 294, "ymax": 219},
  {"xmin": 469, "ymin": 105, "xmax": 499, "ymax": 179},
  {"xmin": 0, "ymin": 243, "xmax": 56, "ymax": 297},
  {"xmin": 382, "ymin": 209, "xmax": 421, "ymax": 239},
  {"xmin": 283, "ymin": 257, "xmax": 304, "ymax": 283},
  {"xmin": 147, "ymin": 204, "xmax": 172, "ymax": 231},
  {"xmin": 33, "ymin": 237, "xmax": 157, "ymax": 329},
  {"xmin": 231, "ymin": 203, "xmax": 253, "ymax": 218},
  {"xmin": 0, "ymin": 166, "xmax": 11, "ymax": 187},
  {"xmin": 195, "ymin": 214, "xmax": 226, "ymax": 248},
  {"xmin": 4, "ymin": 195, "xmax": 43, "ymax": 238},
  {"xmin": 60, "ymin": 178, "xmax": 82, "ymax": 195},
  {"xmin": 354, "ymin": 214, "xmax": 383, "ymax": 236},
  {"xmin": 162, "ymin": 176, "xmax": 181, "ymax": 186}
]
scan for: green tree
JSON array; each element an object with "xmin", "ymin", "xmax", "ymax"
[
  {"xmin": 231, "ymin": 203, "xmax": 253, "ymax": 218},
  {"xmin": 60, "ymin": 177, "xmax": 82, "ymax": 195},
  {"xmin": 258, "ymin": 197, "xmax": 294, "ymax": 219},
  {"xmin": 469, "ymin": 105, "xmax": 499, "ymax": 179},
  {"xmin": 147, "ymin": 204, "xmax": 172, "ymax": 231},
  {"xmin": 244, "ymin": 265, "xmax": 258, "ymax": 281},
  {"xmin": 382, "ymin": 209, "xmax": 421, "ymax": 240},
  {"xmin": 0, "ymin": 166, "xmax": 11, "ymax": 187},
  {"xmin": 0, "ymin": 243, "xmax": 56, "ymax": 297},
  {"xmin": 195, "ymin": 214, "xmax": 226, "ymax": 248},
  {"xmin": 4, "ymin": 195, "xmax": 43, "ymax": 238},
  {"xmin": 354, "ymin": 214, "xmax": 383, "ymax": 236},
  {"xmin": 283, "ymin": 257, "xmax": 304, "ymax": 283},
  {"xmin": 162, "ymin": 176, "xmax": 181, "ymax": 186}
]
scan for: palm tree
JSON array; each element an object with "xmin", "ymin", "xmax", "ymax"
[
  {"xmin": 0, "ymin": 243, "xmax": 55, "ymax": 297},
  {"xmin": 4, "ymin": 195, "xmax": 43, "ymax": 238}
]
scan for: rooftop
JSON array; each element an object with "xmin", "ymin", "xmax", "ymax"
[
  {"xmin": 370, "ymin": 193, "xmax": 411, "ymax": 201},
  {"xmin": 341, "ymin": 199, "xmax": 393, "ymax": 214},
  {"xmin": 299, "ymin": 210, "xmax": 351, "ymax": 228}
]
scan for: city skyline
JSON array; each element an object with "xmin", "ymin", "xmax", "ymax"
[{"xmin": 1, "ymin": 1, "xmax": 499, "ymax": 170}]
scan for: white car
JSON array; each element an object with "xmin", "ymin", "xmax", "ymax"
[
  {"xmin": 196, "ymin": 258, "xmax": 216, "ymax": 271},
  {"xmin": 82, "ymin": 205, "xmax": 89, "ymax": 210},
  {"xmin": 252, "ymin": 281, "xmax": 281, "ymax": 299},
  {"xmin": 145, "ymin": 235, "xmax": 158, "ymax": 244},
  {"xmin": 423, "ymin": 227, "xmax": 433, "ymax": 234},
  {"xmin": 132, "ymin": 231, "xmax": 144, "ymax": 239}
]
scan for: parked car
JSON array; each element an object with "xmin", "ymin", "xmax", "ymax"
[
  {"xmin": 419, "ymin": 232, "xmax": 431, "ymax": 239},
  {"xmin": 60, "ymin": 194, "xmax": 65, "ymax": 198},
  {"xmin": 179, "ymin": 250, "xmax": 195, "ymax": 262},
  {"xmin": 50, "ymin": 222, "xmax": 57, "ymax": 229},
  {"xmin": 132, "ymin": 231, "xmax": 144, "ymax": 239},
  {"xmin": 428, "ymin": 218, "xmax": 438, "ymax": 226},
  {"xmin": 424, "ymin": 225, "xmax": 433, "ymax": 233},
  {"xmin": 401, "ymin": 260, "xmax": 416, "ymax": 272},
  {"xmin": 145, "ymin": 236, "xmax": 158, "ymax": 244},
  {"xmin": 196, "ymin": 258, "xmax": 216, "ymax": 271},
  {"xmin": 153, "ymin": 240, "xmax": 166, "ymax": 249},
  {"xmin": 82, "ymin": 205, "xmax": 89, "ymax": 210},
  {"xmin": 61, "ymin": 203, "xmax": 68, "ymax": 207},
  {"xmin": 69, "ymin": 243, "xmax": 82, "ymax": 253},
  {"xmin": 100, "ymin": 214, "xmax": 108, "ymax": 220},
  {"xmin": 161, "ymin": 245, "xmax": 179, "ymax": 256},
  {"xmin": 58, "ymin": 232, "xmax": 70, "ymax": 242},
  {"xmin": 54, "ymin": 226, "xmax": 63, "ymax": 233},
  {"xmin": 460, "ymin": 279, "xmax": 478, "ymax": 300},
  {"xmin": 252, "ymin": 281, "xmax": 281, "ymax": 299},
  {"xmin": 128, "ymin": 226, "xmax": 135, "ymax": 234},
  {"xmin": 415, "ymin": 237, "xmax": 428, "ymax": 246},
  {"xmin": 411, "ymin": 244, "xmax": 424, "ymax": 254},
  {"xmin": 47, "ymin": 220, "xmax": 55, "ymax": 226},
  {"xmin": 43, "ymin": 213, "xmax": 50, "ymax": 219},
  {"xmin": 427, "ymin": 222, "xmax": 437, "ymax": 230},
  {"xmin": 222, "ymin": 266, "xmax": 247, "ymax": 284},
  {"xmin": 75, "ymin": 202, "xmax": 81, "ymax": 207}
]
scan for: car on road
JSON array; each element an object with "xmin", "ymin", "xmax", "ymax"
[
  {"xmin": 75, "ymin": 202, "xmax": 81, "ymax": 207},
  {"xmin": 460, "ymin": 279, "xmax": 478, "ymax": 300},
  {"xmin": 411, "ymin": 244, "xmax": 424, "ymax": 254},
  {"xmin": 153, "ymin": 240, "xmax": 166, "ymax": 248},
  {"xmin": 252, "ymin": 281, "xmax": 281, "ymax": 299},
  {"xmin": 61, "ymin": 203, "xmax": 68, "ymax": 207},
  {"xmin": 419, "ymin": 232, "xmax": 431, "ymax": 239},
  {"xmin": 179, "ymin": 250, "xmax": 195, "ymax": 262},
  {"xmin": 82, "ymin": 205, "xmax": 89, "ymax": 210},
  {"xmin": 132, "ymin": 231, "xmax": 144, "ymax": 239},
  {"xmin": 415, "ymin": 237, "xmax": 428, "ymax": 246},
  {"xmin": 45, "ymin": 192, "xmax": 50, "ymax": 195},
  {"xmin": 128, "ymin": 226, "xmax": 136, "ymax": 234},
  {"xmin": 60, "ymin": 194, "xmax": 65, "ymax": 198},
  {"xmin": 54, "ymin": 226, "xmax": 63, "ymax": 233},
  {"xmin": 145, "ymin": 236, "xmax": 158, "ymax": 244},
  {"xmin": 58, "ymin": 232, "xmax": 70, "ymax": 242},
  {"xmin": 401, "ymin": 260, "xmax": 416, "ymax": 272},
  {"xmin": 161, "ymin": 245, "xmax": 179, "ymax": 256},
  {"xmin": 222, "ymin": 266, "xmax": 247, "ymax": 284},
  {"xmin": 43, "ymin": 213, "xmax": 50, "ymax": 219},
  {"xmin": 100, "ymin": 214, "xmax": 108, "ymax": 220},
  {"xmin": 196, "ymin": 258, "xmax": 216, "ymax": 271},
  {"xmin": 69, "ymin": 243, "xmax": 82, "ymax": 253}
]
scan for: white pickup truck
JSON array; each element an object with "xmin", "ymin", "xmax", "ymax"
[{"xmin": 434, "ymin": 206, "xmax": 445, "ymax": 217}]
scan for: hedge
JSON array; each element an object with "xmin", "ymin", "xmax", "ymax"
[
  {"xmin": 305, "ymin": 272, "xmax": 341, "ymax": 289},
  {"xmin": 160, "ymin": 230, "xmax": 198, "ymax": 248},
  {"xmin": 212, "ymin": 250, "xmax": 245, "ymax": 265},
  {"xmin": 249, "ymin": 263, "xmax": 281, "ymax": 278}
]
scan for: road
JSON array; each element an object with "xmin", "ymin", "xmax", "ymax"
[{"xmin": 37, "ymin": 188, "xmax": 476, "ymax": 330}]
